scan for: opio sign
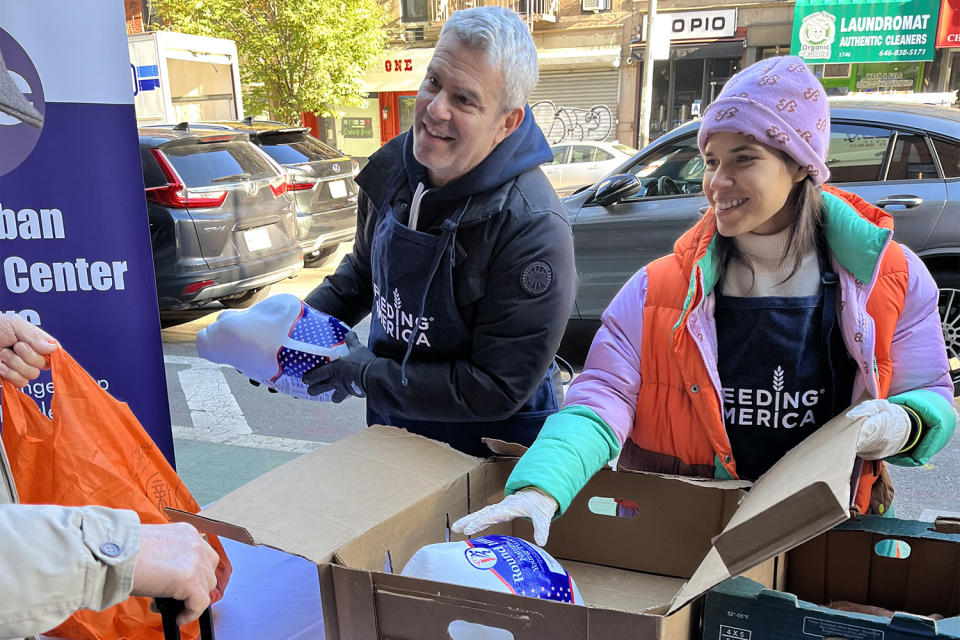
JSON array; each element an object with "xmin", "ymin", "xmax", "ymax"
[{"xmin": 641, "ymin": 9, "xmax": 737, "ymax": 42}]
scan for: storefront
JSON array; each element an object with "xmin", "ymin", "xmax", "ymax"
[
  {"xmin": 791, "ymin": 0, "xmax": 940, "ymax": 97},
  {"xmin": 630, "ymin": 8, "xmax": 746, "ymax": 139},
  {"xmin": 934, "ymin": 0, "xmax": 960, "ymax": 95},
  {"xmin": 311, "ymin": 47, "xmax": 434, "ymax": 164},
  {"xmin": 527, "ymin": 46, "xmax": 621, "ymax": 143}
]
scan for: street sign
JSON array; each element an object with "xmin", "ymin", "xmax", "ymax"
[{"xmin": 791, "ymin": 0, "xmax": 939, "ymax": 64}]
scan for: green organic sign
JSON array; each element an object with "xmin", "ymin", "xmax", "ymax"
[
  {"xmin": 342, "ymin": 117, "xmax": 373, "ymax": 139},
  {"xmin": 791, "ymin": 0, "xmax": 938, "ymax": 64}
]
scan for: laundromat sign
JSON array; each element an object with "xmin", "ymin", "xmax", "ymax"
[{"xmin": 791, "ymin": 0, "xmax": 938, "ymax": 63}]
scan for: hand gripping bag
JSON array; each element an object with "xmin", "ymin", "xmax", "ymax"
[
  {"xmin": 0, "ymin": 348, "xmax": 231, "ymax": 640},
  {"xmin": 197, "ymin": 293, "xmax": 351, "ymax": 401}
]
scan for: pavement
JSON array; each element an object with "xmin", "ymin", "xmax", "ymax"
[{"xmin": 164, "ymin": 243, "xmax": 960, "ymax": 520}]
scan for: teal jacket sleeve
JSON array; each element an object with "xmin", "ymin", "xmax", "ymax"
[
  {"xmin": 505, "ymin": 404, "xmax": 621, "ymax": 516},
  {"xmin": 887, "ymin": 389, "xmax": 957, "ymax": 466}
]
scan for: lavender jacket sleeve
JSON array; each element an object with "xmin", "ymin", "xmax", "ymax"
[{"xmin": 885, "ymin": 248, "xmax": 956, "ymax": 466}]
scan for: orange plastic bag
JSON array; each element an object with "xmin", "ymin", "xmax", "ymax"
[{"xmin": 0, "ymin": 348, "xmax": 231, "ymax": 640}]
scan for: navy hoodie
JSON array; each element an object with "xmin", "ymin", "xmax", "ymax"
[{"xmin": 305, "ymin": 105, "xmax": 576, "ymax": 454}]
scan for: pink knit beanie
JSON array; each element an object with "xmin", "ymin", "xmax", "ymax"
[{"xmin": 697, "ymin": 56, "xmax": 830, "ymax": 184}]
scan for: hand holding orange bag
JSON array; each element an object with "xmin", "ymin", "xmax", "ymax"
[{"xmin": 0, "ymin": 347, "xmax": 231, "ymax": 640}]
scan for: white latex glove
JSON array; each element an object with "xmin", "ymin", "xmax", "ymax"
[
  {"xmin": 451, "ymin": 488, "xmax": 558, "ymax": 547},
  {"xmin": 196, "ymin": 294, "xmax": 350, "ymax": 399},
  {"xmin": 847, "ymin": 399, "xmax": 912, "ymax": 460}
]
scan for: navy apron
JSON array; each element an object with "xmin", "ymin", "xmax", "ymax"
[
  {"xmin": 715, "ymin": 243, "xmax": 856, "ymax": 481},
  {"xmin": 365, "ymin": 188, "xmax": 560, "ymax": 457}
]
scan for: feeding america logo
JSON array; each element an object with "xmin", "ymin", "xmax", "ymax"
[
  {"xmin": 372, "ymin": 284, "xmax": 433, "ymax": 347},
  {"xmin": 723, "ymin": 366, "xmax": 825, "ymax": 429}
]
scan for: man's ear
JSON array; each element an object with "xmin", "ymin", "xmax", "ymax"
[{"xmin": 494, "ymin": 106, "xmax": 525, "ymax": 145}]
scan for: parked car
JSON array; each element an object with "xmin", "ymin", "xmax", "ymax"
[
  {"xmin": 561, "ymin": 102, "xmax": 960, "ymax": 390},
  {"xmin": 185, "ymin": 119, "xmax": 360, "ymax": 266},
  {"xmin": 139, "ymin": 125, "xmax": 303, "ymax": 310},
  {"xmin": 542, "ymin": 141, "xmax": 637, "ymax": 195}
]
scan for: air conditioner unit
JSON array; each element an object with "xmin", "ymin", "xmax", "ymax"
[
  {"xmin": 822, "ymin": 63, "xmax": 852, "ymax": 79},
  {"xmin": 581, "ymin": 0, "xmax": 609, "ymax": 11}
]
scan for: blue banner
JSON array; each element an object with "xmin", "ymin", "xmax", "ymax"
[{"xmin": 0, "ymin": 2, "xmax": 175, "ymax": 464}]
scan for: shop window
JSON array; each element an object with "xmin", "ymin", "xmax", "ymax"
[
  {"xmin": 826, "ymin": 124, "xmax": 892, "ymax": 183},
  {"xmin": 887, "ymin": 134, "xmax": 937, "ymax": 181},
  {"xmin": 401, "ymin": 0, "xmax": 428, "ymax": 23},
  {"xmin": 932, "ymin": 137, "xmax": 960, "ymax": 179}
]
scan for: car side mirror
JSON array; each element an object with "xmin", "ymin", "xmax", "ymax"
[{"xmin": 593, "ymin": 174, "xmax": 643, "ymax": 206}]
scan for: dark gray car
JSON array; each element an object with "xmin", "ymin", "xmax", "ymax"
[
  {"xmin": 205, "ymin": 120, "xmax": 360, "ymax": 266},
  {"xmin": 562, "ymin": 102, "xmax": 960, "ymax": 389},
  {"xmin": 140, "ymin": 127, "xmax": 302, "ymax": 310}
]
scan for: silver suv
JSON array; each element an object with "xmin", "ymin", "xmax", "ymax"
[{"xmin": 140, "ymin": 126, "xmax": 302, "ymax": 310}]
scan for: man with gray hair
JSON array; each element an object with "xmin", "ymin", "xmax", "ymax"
[{"xmin": 301, "ymin": 6, "xmax": 576, "ymax": 456}]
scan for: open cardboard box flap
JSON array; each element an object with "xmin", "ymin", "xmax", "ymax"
[
  {"xmin": 668, "ymin": 407, "xmax": 861, "ymax": 613},
  {"xmin": 169, "ymin": 410, "xmax": 863, "ymax": 618},
  {"xmin": 170, "ymin": 426, "xmax": 481, "ymax": 565}
]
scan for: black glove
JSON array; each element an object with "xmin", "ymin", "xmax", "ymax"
[{"xmin": 302, "ymin": 331, "xmax": 375, "ymax": 403}]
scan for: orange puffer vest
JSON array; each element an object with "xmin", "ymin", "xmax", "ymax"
[{"xmin": 622, "ymin": 186, "xmax": 907, "ymax": 515}]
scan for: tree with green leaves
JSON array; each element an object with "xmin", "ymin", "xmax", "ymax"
[{"xmin": 151, "ymin": 0, "xmax": 387, "ymax": 124}]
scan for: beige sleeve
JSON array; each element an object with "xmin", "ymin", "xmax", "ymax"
[{"xmin": 0, "ymin": 504, "xmax": 140, "ymax": 638}]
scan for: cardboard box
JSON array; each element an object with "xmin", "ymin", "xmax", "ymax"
[
  {"xmin": 703, "ymin": 515, "xmax": 960, "ymax": 639},
  {"xmin": 171, "ymin": 409, "xmax": 866, "ymax": 640}
]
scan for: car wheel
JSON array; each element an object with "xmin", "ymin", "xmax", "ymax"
[
  {"xmin": 220, "ymin": 285, "xmax": 271, "ymax": 309},
  {"xmin": 932, "ymin": 269, "xmax": 960, "ymax": 396},
  {"xmin": 304, "ymin": 244, "xmax": 339, "ymax": 268}
]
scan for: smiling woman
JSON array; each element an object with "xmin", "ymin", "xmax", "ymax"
[{"xmin": 452, "ymin": 55, "xmax": 957, "ymax": 548}]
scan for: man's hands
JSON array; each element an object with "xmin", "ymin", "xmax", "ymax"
[
  {"xmin": 302, "ymin": 331, "xmax": 375, "ymax": 403},
  {"xmin": 0, "ymin": 315, "xmax": 58, "ymax": 386},
  {"xmin": 451, "ymin": 488, "xmax": 558, "ymax": 547},
  {"xmin": 847, "ymin": 399, "xmax": 912, "ymax": 460},
  {"xmin": 132, "ymin": 523, "xmax": 220, "ymax": 627}
]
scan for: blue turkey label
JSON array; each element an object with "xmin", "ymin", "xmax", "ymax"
[{"xmin": 464, "ymin": 535, "xmax": 576, "ymax": 603}]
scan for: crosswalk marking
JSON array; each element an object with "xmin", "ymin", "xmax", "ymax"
[{"xmin": 164, "ymin": 354, "xmax": 325, "ymax": 454}]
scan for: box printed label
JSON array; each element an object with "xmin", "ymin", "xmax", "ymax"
[
  {"xmin": 802, "ymin": 616, "xmax": 884, "ymax": 639},
  {"xmin": 719, "ymin": 625, "xmax": 751, "ymax": 640}
]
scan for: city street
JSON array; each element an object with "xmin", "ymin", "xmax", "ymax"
[{"xmin": 162, "ymin": 247, "xmax": 960, "ymax": 521}]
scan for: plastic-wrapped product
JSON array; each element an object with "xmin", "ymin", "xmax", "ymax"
[
  {"xmin": 401, "ymin": 535, "xmax": 584, "ymax": 604},
  {"xmin": 196, "ymin": 293, "xmax": 350, "ymax": 401}
]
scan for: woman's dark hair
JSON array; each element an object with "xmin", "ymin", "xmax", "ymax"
[{"xmin": 714, "ymin": 173, "xmax": 824, "ymax": 289}]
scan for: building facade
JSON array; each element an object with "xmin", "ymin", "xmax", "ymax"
[{"xmin": 332, "ymin": 0, "xmax": 635, "ymax": 163}]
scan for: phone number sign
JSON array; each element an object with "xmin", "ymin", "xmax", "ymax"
[{"xmin": 791, "ymin": 0, "xmax": 938, "ymax": 64}]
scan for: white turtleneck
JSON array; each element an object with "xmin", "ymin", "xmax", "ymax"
[{"xmin": 721, "ymin": 226, "xmax": 820, "ymax": 297}]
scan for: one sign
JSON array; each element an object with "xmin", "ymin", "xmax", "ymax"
[
  {"xmin": 936, "ymin": 0, "xmax": 960, "ymax": 47},
  {"xmin": 342, "ymin": 117, "xmax": 373, "ymax": 138},
  {"xmin": 0, "ymin": 3, "xmax": 176, "ymax": 463},
  {"xmin": 792, "ymin": 0, "xmax": 939, "ymax": 63},
  {"xmin": 641, "ymin": 9, "xmax": 738, "ymax": 42},
  {"xmin": 361, "ymin": 48, "xmax": 434, "ymax": 93}
]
